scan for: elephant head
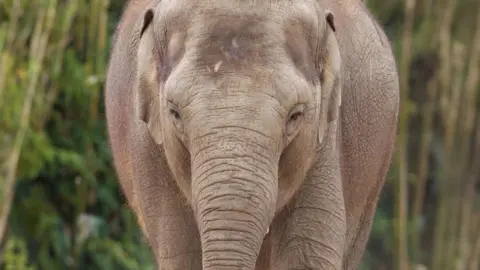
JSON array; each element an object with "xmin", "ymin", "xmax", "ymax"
[{"xmin": 133, "ymin": 0, "xmax": 342, "ymax": 268}]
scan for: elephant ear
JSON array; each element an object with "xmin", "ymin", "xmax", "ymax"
[
  {"xmin": 317, "ymin": 10, "xmax": 342, "ymax": 144},
  {"xmin": 134, "ymin": 8, "xmax": 163, "ymax": 145}
]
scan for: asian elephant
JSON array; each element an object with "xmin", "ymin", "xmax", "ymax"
[{"xmin": 104, "ymin": 0, "xmax": 399, "ymax": 269}]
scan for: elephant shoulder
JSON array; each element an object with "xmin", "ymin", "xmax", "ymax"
[
  {"xmin": 335, "ymin": 4, "xmax": 399, "ymax": 117},
  {"xmin": 331, "ymin": 4, "xmax": 399, "ymax": 149}
]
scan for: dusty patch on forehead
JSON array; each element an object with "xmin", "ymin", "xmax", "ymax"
[
  {"xmin": 188, "ymin": 11, "xmax": 281, "ymax": 77},
  {"xmin": 154, "ymin": 0, "xmax": 320, "ymax": 78}
]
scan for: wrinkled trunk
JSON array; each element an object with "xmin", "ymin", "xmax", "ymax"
[{"xmin": 190, "ymin": 127, "xmax": 278, "ymax": 270}]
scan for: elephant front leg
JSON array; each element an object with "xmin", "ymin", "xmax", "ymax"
[
  {"xmin": 270, "ymin": 176, "xmax": 346, "ymax": 269},
  {"xmin": 137, "ymin": 168, "xmax": 202, "ymax": 270},
  {"xmin": 270, "ymin": 133, "xmax": 346, "ymax": 269},
  {"xmin": 140, "ymin": 188, "xmax": 201, "ymax": 269},
  {"xmin": 132, "ymin": 121, "xmax": 202, "ymax": 269},
  {"xmin": 136, "ymin": 167, "xmax": 202, "ymax": 270}
]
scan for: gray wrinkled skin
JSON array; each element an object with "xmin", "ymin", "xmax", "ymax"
[{"xmin": 104, "ymin": 0, "xmax": 399, "ymax": 269}]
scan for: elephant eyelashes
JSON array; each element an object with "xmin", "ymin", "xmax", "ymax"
[
  {"xmin": 169, "ymin": 109, "xmax": 180, "ymax": 120},
  {"xmin": 289, "ymin": 112, "xmax": 303, "ymax": 122},
  {"xmin": 167, "ymin": 103, "xmax": 184, "ymax": 133},
  {"xmin": 286, "ymin": 105, "xmax": 305, "ymax": 136}
]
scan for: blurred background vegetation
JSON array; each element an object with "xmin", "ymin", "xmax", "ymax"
[{"xmin": 0, "ymin": 0, "xmax": 479, "ymax": 269}]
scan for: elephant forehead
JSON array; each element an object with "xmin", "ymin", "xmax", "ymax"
[
  {"xmin": 155, "ymin": 0, "xmax": 321, "ymax": 77},
  {"xmin": 187, "ymin": 13, "xmax": 284, "ymax": 74}
]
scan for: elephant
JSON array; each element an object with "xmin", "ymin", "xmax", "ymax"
[{"xmin": 104, "ymin": 0, "xmax": 399, "ymax": 269}]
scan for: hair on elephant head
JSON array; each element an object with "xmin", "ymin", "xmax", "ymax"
[{"xmin": 133, "ymin": 0, "xmax": 342, "ymax": 268}]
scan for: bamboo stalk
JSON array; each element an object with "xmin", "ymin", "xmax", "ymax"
[
  {"xmin": 0, "ymin": 0, "xmax": 22, "ymax": 109},
  {"xmin": 431, "ymin": 0, "xmax": 458, "ymax": 268},
  {"xmin": 460, "ymin": 2, "xmax": 480, "ymax": 144},
  {"xmin": 411, "ymin": 77, "xmax": 437, "ymax": 262},
  {"xmin": 455, "ymin": 3, "xmax": 480, "ymax": 268},
  {"xmin": 423, "ymin": 0, "xmax": 433, "ymax": 21},
  {"xmin": 411, "ymin": 3, "xmax": 441, "ymax": 260},
  {"xmin": 397, "ymin": 0, "xmax": 417, "ymax": 268},
  {"xmin": 0, "ymin": 0, "xmax": 58, "ymax": 245},
  {"xmin": 71, "ymin": 1, "xmax": 110, "ymax": 267},
  {"xmin": 39, "ymin": 0, "xmax": 80, "ymax": 128},
  {"xmin": 467, "ymin": 214, "xmax": 480, "ymax": 270},
  {"xmin": 456, "ymin": 116, "xmax": 480, "ymax": 270},
  {"xmin": 443, "ymin": 40, "xmax": 467, "ymax": 270}
]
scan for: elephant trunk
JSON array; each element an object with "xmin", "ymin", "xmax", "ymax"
[{"xmin": 191, "ymin": 128, "xmax": 278, "ymax": 270}]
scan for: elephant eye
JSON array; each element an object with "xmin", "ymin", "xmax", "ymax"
[
  {"xmin": 289, "ymin": 112, "xmax": 303, "ymax": 122},
  {"xmin": 286, "ymin": 104, "xmax": 305, "ymax": 136},
  {"xmin": 167, "ymin": 102, "xmax": 184, "ymax": 133},
  {"xmin": 170, "ymin": 109, "xmax": 181, "ymax": 120}
]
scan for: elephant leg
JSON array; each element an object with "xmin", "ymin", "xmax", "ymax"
[
  {"xmin": 132, "ymin": 120, "xmax": 202, "ymax": 269},
  {"xmin": 270, "ymin": 122, "xmax": 346, "ymax": 270}
]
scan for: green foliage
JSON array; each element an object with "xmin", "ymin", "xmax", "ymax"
[
  {"xmin": 3, "ymin": 237, "xmax": 36, "ymax": 270},
  {"xmin": 1, "ymin": 0, "xmax": 155, "ymax": 269}
]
